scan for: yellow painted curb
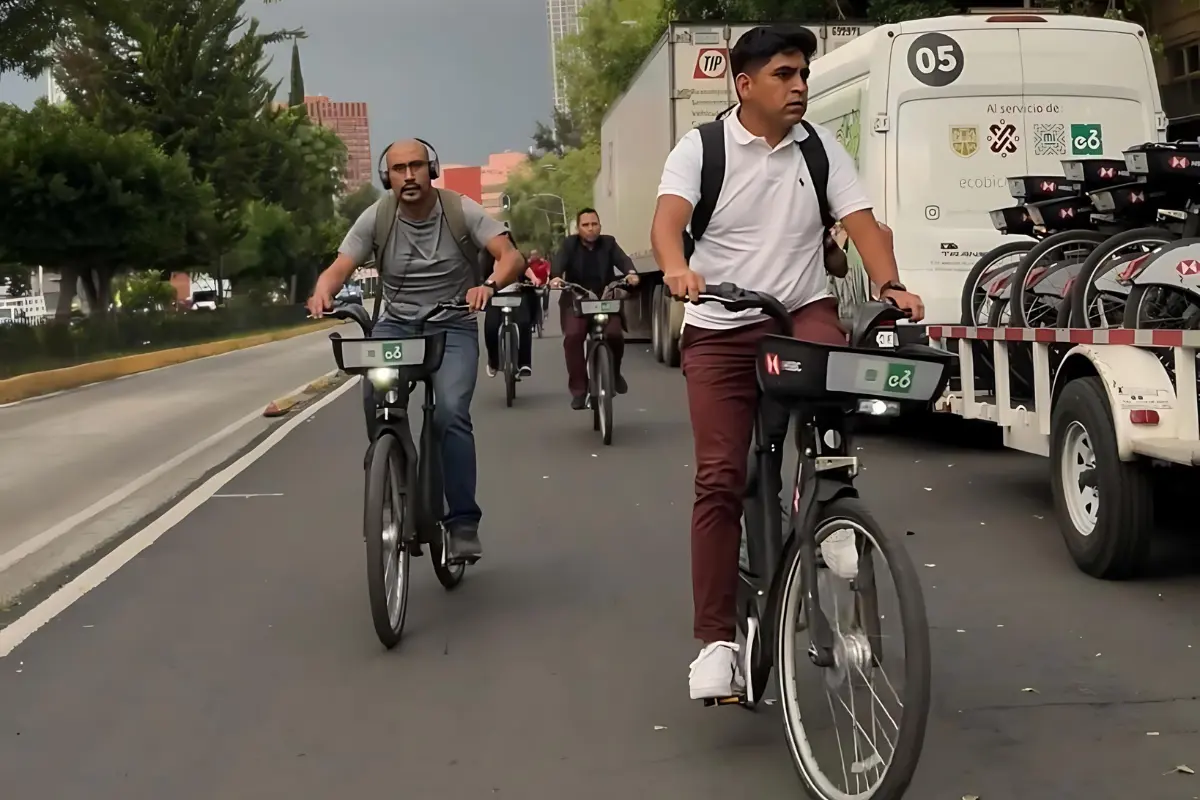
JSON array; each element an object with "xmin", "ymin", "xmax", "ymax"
[{"xmin": 0, "ymin": 319, "xmax": 341, "ymax": 405}]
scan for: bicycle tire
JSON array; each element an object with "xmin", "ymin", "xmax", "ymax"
[
  {"xmin": 960, "ymin": 241, "xmax": 1034, "ymax": 325},
  {"xmin": 1068, "ymin": 227, "xmax": 1174, "ymax": 328},
  {"xmin": 365, "ymin": 433, "xmax": 411, "ymax": 649},
  {"xmin": 596, "ymin": 343, "xmax": 614, "ymax": 445},
  {"xmin": 1010, "ymin": 231, "xmax": 1107, "ymax": 327},
  {"xmin": 776, "ymin": 496, "xmax": 930, "ymax": 800},
  {"xmin": 503, "ymin": 325, "xmax": 518, "ymax": 407}
]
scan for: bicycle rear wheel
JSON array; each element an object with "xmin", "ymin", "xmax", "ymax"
[
  {"xmin": 776, "ymin": 497, "xmax": 930, "ymax": 800},
  {"xmin": 365, "ymin": 433, "xmax": 411, "ymax": 649},
  {"xmin": 595, "ymin": 344, "xmax": 614, "ymax": 444}
]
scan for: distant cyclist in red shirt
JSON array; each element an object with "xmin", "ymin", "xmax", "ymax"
[{"xmin": 527, "ymin": 249, "xmax": 551, "ymax": 285}]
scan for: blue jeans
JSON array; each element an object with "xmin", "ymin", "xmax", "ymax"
[{"xmin": 362, "ymin": 317, "xmax": 481, "ymax": 528}]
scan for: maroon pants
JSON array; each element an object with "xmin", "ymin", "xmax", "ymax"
[
  {"xmin": 561, "ymin": 305, "xmax": 624, "ymax": 397},
  {"xmin": 681, "ymin": 297, "xmax": 846, "ymax": 643}
]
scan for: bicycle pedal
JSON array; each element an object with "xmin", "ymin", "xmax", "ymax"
[{"xmin": 702, "ymin": 695, "xmax": 746, "ymax": 707}]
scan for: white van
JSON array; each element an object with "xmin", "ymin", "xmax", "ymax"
[{"xmin": 805, "ymin": 12, "xmax": 1167, "ymax": 324}]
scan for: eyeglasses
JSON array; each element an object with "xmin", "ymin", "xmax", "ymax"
[{"xmin": 390, "ymin": 160, "xmax": 430, "ymax": 176}]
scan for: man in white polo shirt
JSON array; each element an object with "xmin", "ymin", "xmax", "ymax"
[{"xmin": 650, "ymin": 24, "xmax": 925, "ymax": 700}]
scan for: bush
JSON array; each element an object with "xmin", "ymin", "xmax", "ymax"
[{"xmin": 0, "ymin": 304, "xmax": 311, "ymax": 379}]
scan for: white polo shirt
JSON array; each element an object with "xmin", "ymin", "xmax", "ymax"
[{"xmin": 657, "ymin": 109, "xmax": 872, "ymax": 330}]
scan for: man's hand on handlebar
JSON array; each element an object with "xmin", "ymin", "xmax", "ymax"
[
  {"xmin": 624, "ymin": 272, "xmax": 640, "ymax": 287},
  {"xmin": 549, "ymin": 277, "xmax": 565, "ymax": 290},
  {"xmin": 306, "ymin": 285, "xmax": 335, "ymax": 318},
  {"xmin": 465, "ymin": 283, "xmax": 494, "ymax": 312},
  {"xmin": 879, "ymin": 286, "xmax": 925, "ymax": 322},
  {"xmin": 663, "ymin": 267, "xmax": 705, "ymax": 303}
]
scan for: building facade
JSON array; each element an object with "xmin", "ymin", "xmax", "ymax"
[
  {"xmin": 302, "ymin": 95, "xmax": 372, "ymax": 190},
  {"xmin": 434, "ymin": 153, "xmax": 529, "ymax": 218},
  {"xmin": 546, "ymin": 0, "xmax": 586, "ymax": 111}
]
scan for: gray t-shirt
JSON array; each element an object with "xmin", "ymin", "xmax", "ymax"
[{"xmin": 339, "ymin": 193, "xmax": 507, "ymax": 322}]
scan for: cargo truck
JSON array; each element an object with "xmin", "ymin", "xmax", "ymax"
[{"xmin": 592, "ymin": 20, "xmax": 874, "ymax": 365}]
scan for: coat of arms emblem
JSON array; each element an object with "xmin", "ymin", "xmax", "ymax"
[{"xmin": 950, "ymin": 125, "xmax": 979, "ymax": 158}]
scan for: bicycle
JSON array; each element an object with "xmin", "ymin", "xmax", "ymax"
[
  {"xmin": 679, "ymin": 283, "xmax": 952, "ymax": 799},
  {"xmin": 327, "ymin": 299, "xmax": 477, "ymax": 649},
  {"xmin": 488, "ymin": 285, "xmax": 528, "ymax": 408},
  {"xmin": 560, "ymin": 278, "xmax": 633, "ymax": 446}
]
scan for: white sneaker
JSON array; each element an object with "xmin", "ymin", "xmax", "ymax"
[
  {"xmin": 486, "ymin": 366, "xmax": 497, "ymax": 378},
  {"xmin": 688, "ymin": 641, "xmax": 745, "ymax": 700},
  {"xmin": 820, "ymin": 527, "xmax": 859, "ymax": 580}
]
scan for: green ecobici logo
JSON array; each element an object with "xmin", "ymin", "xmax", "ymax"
[
  {"xmin": 885, "ymin": 363, "xmax": 914, "ymax": 393},
  {"xmin": 382, "ymin": 343, "xmax": 404, "ymax": 363},
  {"xmin": 1071, "ymin": 124, "xmax": 1103, "ymax": 156}
]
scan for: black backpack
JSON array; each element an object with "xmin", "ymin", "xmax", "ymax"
[{"xmin": 683, "ymin": 114, "xmax": 833, "ymax": 261}]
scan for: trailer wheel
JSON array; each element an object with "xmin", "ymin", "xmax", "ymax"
[
  {"xmin": 1050, "ymin": 377, "xmax": 1154, "ymax": 579},
  {"xmin": 651, "ymin": 284, "xmax": 664, "ymax": 363}
]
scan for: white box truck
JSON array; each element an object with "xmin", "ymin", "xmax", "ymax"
[
  {"xmin": 593, "ymin": 20, "xmax": 874, "ymax": 364},
  {"xmin": 603, "ymin": 12, "xmax": 1167, "ymax": 367}
]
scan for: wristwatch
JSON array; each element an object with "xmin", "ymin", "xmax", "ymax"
[
  {"xmin": 482, "ymin": 279, "xmax": 498, "ymax": 292},
  {"xmin": 879, "ymin": 280, "xmax": 906, "ymax": 295}
]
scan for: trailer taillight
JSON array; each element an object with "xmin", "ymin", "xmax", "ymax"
[{"xmin": 1129, "ymin": 409, "xmax": 1160, "ymax": 425}]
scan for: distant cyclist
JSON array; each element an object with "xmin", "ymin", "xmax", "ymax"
[
  {"xmin": 307, "ymin": 138, "xmax": 525, "ymax": 561},
  {"xmin": 549, "ymin": 208, "xmax": 640, "ymax": 410},
  {"xmin": 527, "ymin": 247, "xmax": 552, "ymax": 323},
  {"xmin": 649, "ymin": 26, "xmax": 924, "ymax": 700},
  {"xmin": 483, "ymin": 234, "xmax": 538, "ymax": 378}
]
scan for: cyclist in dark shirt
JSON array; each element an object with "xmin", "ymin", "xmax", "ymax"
[{"xmin": 549, "ymin": 208, "xmax": 640, "ymax": 409}]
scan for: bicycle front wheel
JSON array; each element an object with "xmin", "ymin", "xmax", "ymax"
[
  {"xmin": 595, "ymin": 343, "xmax": 614, "ymax": 444},
  {"xmin": 503, "ymin": 326, "xmax": 518, "ymax": 407},
  {"xmin": 776, "ymin": 497, "xmax": 930, "ymax": 800},
  {"xmin": 365, "ymin": 433, "xmax": 411, "ymax": 649}
]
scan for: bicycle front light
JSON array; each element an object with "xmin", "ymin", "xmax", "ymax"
[
  {"xmin": 857, "ymin": 398, "xmax": 900, "ymax": 417},
  {"xmin": 367, "ymin": 368, "xmax": 400, "ymax": 388},
  {"xmin": 594, "ymin": 313, "xmax": 609, "ymax": 323}
]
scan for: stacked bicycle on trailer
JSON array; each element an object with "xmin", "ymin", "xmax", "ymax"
[{"xmin": 938, "ymin": 140, "xmax": 1200, "ymax": 581}]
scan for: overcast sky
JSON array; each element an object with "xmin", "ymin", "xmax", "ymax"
[{"xmin": 0, "ymin": 0, "xmax": 555, "ymax": 166}]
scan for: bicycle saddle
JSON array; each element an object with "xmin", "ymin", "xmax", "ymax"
[{"xmin": 848, "ymin": 301, "xmax": 906, "ymax": 349}]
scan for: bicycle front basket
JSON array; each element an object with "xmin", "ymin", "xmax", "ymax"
[
  {"xmin": 756, "ymin": 335, "xmax": 950, "ymax": 406},
  {"xmin": 331, "ymin": 331, "xmax": 447, "ymax": 377}
]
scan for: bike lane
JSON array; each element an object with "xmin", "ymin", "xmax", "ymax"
[{"xmin": 1, "ymin": 334, "xmax": 1199, "ymax": 799}]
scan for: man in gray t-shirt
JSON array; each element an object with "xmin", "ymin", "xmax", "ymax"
[{"xmin": 308, "ymin": 139, "xmax": 525, "ymax": 560}]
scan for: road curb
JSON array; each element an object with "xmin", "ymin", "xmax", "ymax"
[
  {"xmin": 263, "ymin": 369, "xmax": 345, "ymax": 417},
  {"xmin": 0, "ymin": 319, "xmax": 341, "ymax": 405}
]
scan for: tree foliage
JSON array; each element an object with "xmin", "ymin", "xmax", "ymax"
[
  {"xmin": 339, "ymin": 182, "xmax": 381, "ymax": 223},
  {"xmin": 288, "ymin": 37, "xmax": 305, "ymax": 107},
  {"xmin": 502, "ymin": 144, "xmax": 600, "ymax": 255},
  {"xmin": 0, "ymin": 101, "xmax": 217, "ymax": 316},
  {"xmin": 0, "ymin": 0, "xmax": 62, "ymax": 79},
  {"xmin": 54, "ymin": 0, "xmax": 305, "ymax": 252}
]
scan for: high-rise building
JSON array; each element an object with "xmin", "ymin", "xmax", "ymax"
[
  {"xmin": 546, "ymin": 0, "xmax": 586, "ymax": 111},
  {"xmin": 303, "ymin": 95, "xmax": 372, "ymax": 190}
]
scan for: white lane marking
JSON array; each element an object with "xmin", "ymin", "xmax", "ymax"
[
  {"xmin": 211, "ymin": 493, "xmax": 285, "ymax": 498},
  {"xmin": 0, "ymin": 376, "xmax": 359, "ymax": 657},
  {"xmin": 0, "ymin": 372, "xmax": 340, "ymax": 574}
]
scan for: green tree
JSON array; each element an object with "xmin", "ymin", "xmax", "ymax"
[
  {"xmin": 113, "ymin": 270, "xmax": 178, "ymax": 312},
  {"xmin": 556, "ymin": 0, "xmax": 668, "ymax": 139},
  {"xmin": 340, "ymin": 181, "xmax": 381, "ymax": 223},
  {"xmin": 0, "ymin": 0, "xmax": 62, "ymax": 79},
  {"xmin": 54, "ymin": 0, "xmax": 302, "ymax": 256},
  {"xmin": 0, "ymin": 263, "xmax": 32, "ymax": 297},
  {"xmin": 288, "ymin": 37, "xmax": 306, "ymax": 107},
  {"xmin": 0, "ymin": 101, "xmax": 217, "ymax": 318},
  {"xmin": 531, "ymin": 107, "xmax": 584, "ymax": 157},
  {"xmin": 502, "ymin": 144, "xmax": 600, "ymax": 254}
]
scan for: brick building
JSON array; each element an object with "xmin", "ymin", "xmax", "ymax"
[{"xmin": 302, "ymin": 95, "xmax": 372, "ymax": 190}]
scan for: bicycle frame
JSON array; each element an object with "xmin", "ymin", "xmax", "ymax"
[{"xmin": 371, "ymin": 375, "xmax": 442, "ymax": 543}]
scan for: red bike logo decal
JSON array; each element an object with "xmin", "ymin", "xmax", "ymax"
[
  {"xmin": 1098, "ymin": 166, "xmax": 1116, "ymax": 179},
  {"xmin": 1171, "ymin": 155, "xmax": 1191, "ymax": 169},
  {"xmin": 1059, "ymin": 207, "xmax": 1074, "ymax": 219},
  {"xmin": 1177, "ymin": 259, "xmax": 1200, "ymax": 276},
  {"xmin": 1040, "ymin": 180, "xmax": 1056, "ymax": 192},
  {"xmin": 765, "ymin": 353, "xmax": 780, "ymax": 375}
]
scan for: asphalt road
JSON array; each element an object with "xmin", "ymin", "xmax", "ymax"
[
  {"xmin": 0, "ymin": 320, "xmax": 355, "ymax": 601},
  {"xmin": 2, "ymin": 327, "xmax": 1199, "ymax": 799}
]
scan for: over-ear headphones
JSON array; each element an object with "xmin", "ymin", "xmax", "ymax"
[{"xmin": 377, "ymin": 137, "xmax": 441, "ymax": 190}]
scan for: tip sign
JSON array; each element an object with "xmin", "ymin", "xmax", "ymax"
[{"xmin": 694, "ymin": 48, "xmax": 728, "ymax": 79}]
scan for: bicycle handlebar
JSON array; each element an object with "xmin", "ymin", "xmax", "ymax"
[
  {"xmin": 669, "ymin": 282, "xmax": 910, "ymax": 336},
  {"xmin": 325, "ymin": 299, "xmax": 471, "ymax": 336},
  {"xmin": 557, "ymin": 278, "xmax": 635, "ymax": 301}
]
